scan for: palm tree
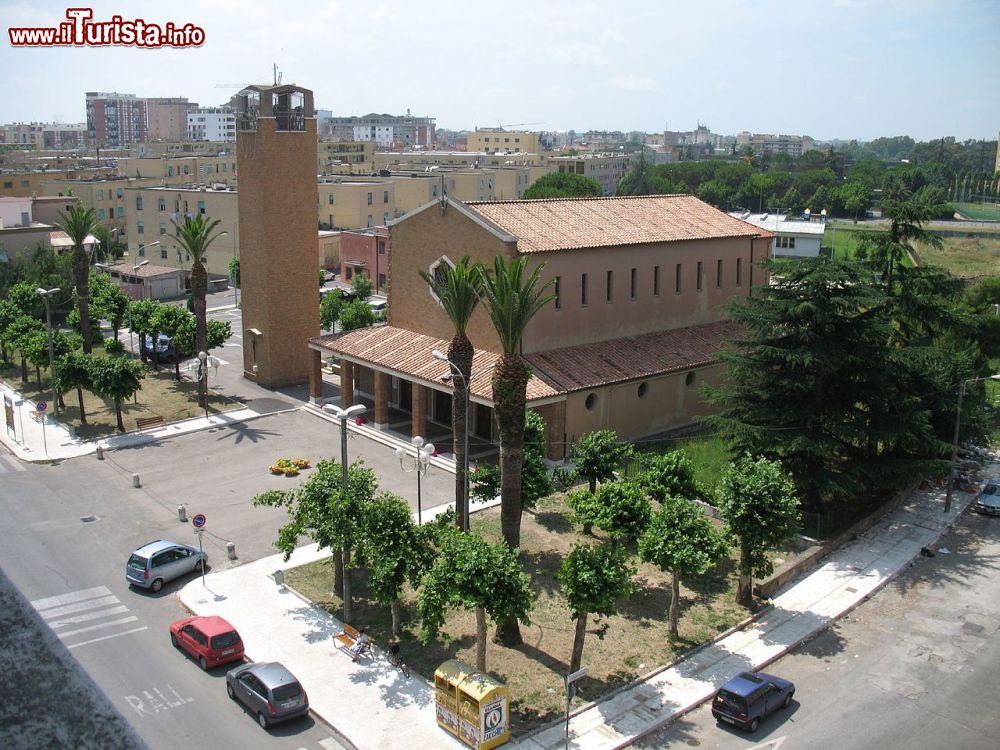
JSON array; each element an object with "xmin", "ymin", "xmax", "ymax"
[
  {"xmin": 477, "ymin": 255, "xmax": 555, "ymax": 646},
  {"xmin": 56, "ymin": 204, "xmax": 98, "ymax": 353},
  {"xmin": 419, "ymin": 257, "xmax": 482, "ymax": 531},
  {"xmin": 173, "ymin": 214, "xmax": 225, "ymax": 407}
]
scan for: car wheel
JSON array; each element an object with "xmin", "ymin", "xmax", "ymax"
[
  {"xmin": 226, "ymin": 683, "xmax": 236, "ymax": 700},
  {"xmin": 258, "ymin": 712, "xmax": 269, "ymax": 729},
  {"xmin": 198, "ymin": 656, "xmax": 208, "ymax": 671},
  {"xmin": 150, "ymin": 578, "xmax": 164, "ymax": 593},
  {"xmin": 170, "ymin": 633, "xmax": 178, "ymax": 648},
  {"xmin": 748, "ymin": 718, "xmax": 760, "ymax": 733},
  {"xmin": 196, "ymin": 559, "xmax": 206, "ymax": 572},
  {"xmin": 783, "ymin": 691, "xmax": 794, "ymax": 708}
]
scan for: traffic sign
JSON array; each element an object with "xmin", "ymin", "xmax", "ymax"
[
  {"xmin": 37, "ymin": 401, "xmax": 47, "ymax": 413},
  {"xmin": 192, "ymin": 513, "xmax": 207, "ymax": 529},
  {"xmin": 566, "ymin": 667, "xmax": 588, "ymax": 685}
]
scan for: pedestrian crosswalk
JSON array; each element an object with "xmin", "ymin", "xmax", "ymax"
[{"xmin": 31, "ymin": 585, "xmax": 146, "ymax": 649}]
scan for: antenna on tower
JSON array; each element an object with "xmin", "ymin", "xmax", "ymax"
[{"xmin": 273, "ymin": 63, "xmax": 282, "ymax": 85}]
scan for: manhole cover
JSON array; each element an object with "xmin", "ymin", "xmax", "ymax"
[
  {"xmin": 80, "ymin": 515, "xmax": 99, "ymax": 523},
  {"xmin": 845, "ymin": 586, "xmax": 858, "ymax": 593}
]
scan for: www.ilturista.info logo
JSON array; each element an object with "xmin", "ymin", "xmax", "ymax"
[{"xmin": 9, "ymin": 8, "xmax": 205, "ymax": 48}]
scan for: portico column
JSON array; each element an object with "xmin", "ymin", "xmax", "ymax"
[
  {"xmin": 340, "ymin": 359, "xmax": 354, "ymax": 408},
  {"xmin": 412, "ymin": 382, "xmax": 427, "ymax": 438},
  {"xmin": 308, "ymin": 349, "xmax": 323, "ymax": 401},
  {"xmin": 374, "ymin": 370, "xmax": 390, "ymax": 430}
]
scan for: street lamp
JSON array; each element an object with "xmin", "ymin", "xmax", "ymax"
[
  {"xmin": 322, "ymin": 403, "xmax": 366, "ymax": 490},
  {"xmin": 36, "ymin": 287, "xmax": 60, "ymax": 417},
  {"xmin": 944, "ymin": 374, "xmax": 1000, "ymax": 512},
  {"xmin": 396, "ymin": 435, "xmax": 435, "ymax": 525},
  {"xmin": 129, "ymin": 260, "xmax": 150, "ymax": 356}
]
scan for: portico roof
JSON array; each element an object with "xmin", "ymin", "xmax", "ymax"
[{"xmin": 308, "ymin": 319, "xmax": 741, "ymax": 403}]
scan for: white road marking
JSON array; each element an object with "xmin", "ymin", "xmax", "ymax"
[
  {"xmin": 124, "ymin": 684, "xmax": 193, "ymax": 716},
  {"xmin": 67, "ymin": 626, "xmax": 148, "ymax": 649},
  {"xmin": 32, "ymin": 586, "xmax": 145, "ymax": 650},
  {"xmin": 49, "ymin": 605, "xmax": 130, "ymax": 628},
  {"xmin": 35, "ymin": 595, "xmax": 119, "ymax": 618},
  {"xmin": 32, "ymin": 585, "xmax": 111, "ymax": 611},
  {"xmin": 748, "ymin": 737, "xmax": 787, "ymax": 750},
  {"xmin": 56, "ymin": 615, "xmax": 138, "ymax": 638}
]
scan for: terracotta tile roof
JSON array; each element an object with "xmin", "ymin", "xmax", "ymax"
[
  {"xmin": 105, "ymin": 262, "xmax": 184, "ymax": 279},
  {"xmin": 310, "ymin": 319, "xmax": 741, "ymax": 401},
  {"xmin": 465, "ymin": 195, "xmax": 773, "ymax": 253}
]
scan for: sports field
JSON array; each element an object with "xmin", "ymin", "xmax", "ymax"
[{"xmin": 954, "ymin": 202, "xmax": 1000, "ymax": 221}]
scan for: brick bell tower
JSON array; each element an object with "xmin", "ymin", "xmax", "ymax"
[{"xmin": 235, "ymin": 84, "xmax": 319, "ymax": 387}]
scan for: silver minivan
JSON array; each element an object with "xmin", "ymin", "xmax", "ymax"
[{"xmin": 126, "ymin": 540, "xmax": 206, "ymax": 592}]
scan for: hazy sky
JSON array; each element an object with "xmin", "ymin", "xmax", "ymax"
[{"xmin": 2, "ymin": 0, "xmax": 998, "ymax": 142}]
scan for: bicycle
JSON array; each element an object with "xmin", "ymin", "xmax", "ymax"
[{"xmin": 386, "ymin": 642, "xmax": 410, "ymax": 678}]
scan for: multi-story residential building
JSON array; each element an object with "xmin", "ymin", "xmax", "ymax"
[
  {"xmin": 735, "ymin": 132, "xmax": 816, "ymax": 158},
  {"xmin": 188, "ymin": 109, "xmax": 237, "ymax": 142},
  {"xmin": 307, "ymin": 194, "xmax": 774, "ymax": 458},
  {"xmin": 467, "ymin": 129, "xmax": 540, "ymax": 154},
  {"xmin": 318, "ymin": 141, "xmax": 373, "ymax": 172},
  {"xmin": 374, "ymin": 151, "xmax": 543, "ymax": 171},
  {"xmin": 317, "ymin": 179, "xmax": 396, "ymax": 230},
  {"xmin": 115, "ymin": 155, "xmax": 237, "ymax": 186},
  {"xmin": 0, "ymin": 195, "xmax": 100, "ymax": 260},
  {"xmin": 129, "ymin": 141, "xmax": 232, "ymax": 158},
  {"xmin": 86, "ymin": 92, "xmax": 148, "ymax": 147},
  {"xmin": 340, "ymin": 227, "xmax": 389, "ymax": 292},
  {"xmin": 0, "ymin": 166, "xmax": 115, "ymax": 197},
  {"xmin": 146, "ymin": 97, "xmax": 197, "ymax": 142},
  {"xmin": 548, "ymin": 153, "xmax": 631, "ymax": 195},
  {"xmin": 0, "ymin": 122, "xmax": 87, "ymax": 149},
  {"xmin": 328, "ymin": 112, "xmax": 435, "ymax": 148},
  {"xmin": 41, "ymin": 176, "xmax": 160, "ymax": 232}
]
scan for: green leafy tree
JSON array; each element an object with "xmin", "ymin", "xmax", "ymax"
[
  {"xmin": 0, "ymin": 299, "xmax": 19, "ymax": 365},
  {"xmin": 151, "ymin": 304, "xmax": 189, "ymax": 371},
  {"xmin": 253, "ymin": 460, "xmax": 378, "ymax": 624},
  {"xmin": 90, "ymin": 271, "xmax": 132, "ymax": 340},
  {"xmin": 717, "ymin": 456, "xmax": 800, "ymax": 606},
  {"xmin": 339, "ymin": 299, "xmax": 377, "ymax": 331},
  {"xmin": 357, "ymin": 492, "xmax": 428, "ymax": 637},
  {"xmin": 616, "ymin": 151, "xmax": 656, "ymax": 196},
  {"xmin": 639, "ymin": 497, "xmax": 729, "ymax": 635},
  {"xmin": 417, "ymin": 530, "xmax": 533, "ymax": 672},
  {"xmin": 8, "ymin": 315, "xmax": 44, "ymax": 384},
  {"xmin": 350, "ymin": 271, "xmax": 374, "ymax": 300},
  {"xmin": 52, "ymin": 351, "xmax": 93, "ymax": 424},
  {"xmin": 568, "ymin": 481, "xmax": 651, "ymax": 548},
  {"xmin": 559, "ymin": 543, "xmax": 637, "ymax": 674},
  {"xmin": 476, "ymin": 255, "xmax": 554, "ymax": 645},
  {"xmin": 633, "ymin": 450, "xmax": 702, "ymax": 504},
  {"xmin": 22, "ymin": 329, "xmax": 51, "ymax": 389},
  {"xmin": 229, "ymin": 257, "xmax": 240, "ymax": 288},
  {"xmin": 171, "ymin": 316, "xmax": 231, "ymax": 382},
  {"xmin": 780, "ymin": 187, "xmax": 805, "ymax": 216},
  {"xmin": 126, "ymin": 299, "xmax": 162, "ymax": 363},
  {"xmin": 523, "ymin": 172, "xmax": 602, "ymax": 199},
  {"xmin": 320, "ymin": 293, "xmax": 343, "ymax": 331},
  {"xmin": 56, "ymin": 204, "xmax": 99, "ymax": 353},
  {"xmin": 7, "ymin": 281, "xmax": 43, "ymax": 318},
  {"xmin": 87, "ymin": 354, "xmax": 145, "ymax": 432},
  {"xmin": 173, "ymin": 214, "xmax": 226, "ymax": 408},
  {"xmin": 573, "ymin": 430, "xmax": 634, "ymax": 493},
  {"xmin": 419, "ymin": 256, "xmax": 483, "ymax": 531}
]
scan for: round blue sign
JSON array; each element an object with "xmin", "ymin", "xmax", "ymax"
[
  {"xmin": 37, "ymin": 401, "xmax": 47, "ymax": 412},
  {"xmin": 192, "ymin": 513, "xmax": 207, "ymax": 529}
]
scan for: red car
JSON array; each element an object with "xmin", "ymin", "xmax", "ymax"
[{"xmin": 169, "ymin": 616, "xmax": 244, "ymax": 670}]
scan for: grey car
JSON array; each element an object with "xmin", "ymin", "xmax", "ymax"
[
  {"xmin": 974, "ymin": 478, "xmax": 1000, "ymax": 516},
  {"xmin": 226, "ymin": 662, "xmax": 309, "ymax": 728},
  {"xmin": 126, "ymin": 540, "xmax": 207, "ymax": 592}
]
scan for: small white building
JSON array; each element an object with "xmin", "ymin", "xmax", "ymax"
[
  {"xmin": 732, "ymin": 212, "xmax": 826, "ymax": 258},
  {"xmin": 187, "ymin": 109, "xmax": 236, "ymax": 143}
]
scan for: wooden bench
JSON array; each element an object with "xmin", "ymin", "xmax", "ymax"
[
  {"xmin": 135, "ymin": 415, "xmax": 166, "ymax": 431},
  {"xmin": 335, "ymin": 624, "xmax": 373, "ymax": 659}
]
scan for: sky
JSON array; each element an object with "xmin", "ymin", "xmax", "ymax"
[{"xmin": 2, "ymin": 0, "xmax": 998, "ymax": 143}]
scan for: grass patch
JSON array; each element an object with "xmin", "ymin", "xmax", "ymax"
[
  {"xmin": 1, "ymin": 341, "xmax": 242, "ymax": 438},
  {"xmin": 632, "ymin": 433, "xmax": 731, "ymax": 497},
  {"xmin": 914, "ymin": 235, "xmax": 1000, "ymax": 278},
  {"xmin": 285, "ymin": 490, "xmax": 776, "ymax": 735},
  {"xmin": 954, "ymin": 202, "xmax": 1000, "ymax": 222}
]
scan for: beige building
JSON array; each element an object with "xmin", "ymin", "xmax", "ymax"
[
  {"xmin": 548, "ymin": 153, "xmax": 631, "ymax": 196},
  {"xmin": 374, "ymin": 150, "xmax": 543, "ymax": 171},
  {"xmin": 308, "ymin": 195, "xmax": 774, "ymax": 459},
  {"xmin": 41, "ymin": 176, "xmax": 161, "ymax": 232},
  {"xmin": 318, "ymin": 141, "xmax": 373, "ymax": 173},
  {"xmin": 146, "ymin": 98, "xmax": 196, "ymax": 142},
  {"xmin": 129, "ymin": 141, "xmax": 232, "ymax": 158},
  {"xmin": 1, "ymin": 167, "xmax": 115, "ymax": 197},
  {"xmin": 467, "ymin": 129, "xmax": 540, "ymax": 154},
  {"xmin": 115, "ymin": 155, "xmax": 237, "ymax": 185}
]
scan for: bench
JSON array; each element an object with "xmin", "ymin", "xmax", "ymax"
[
  {"xmin": 135, "ymin": 415, "xmax": 166, "ymax": 431},
  {"xmin": 335, "ymin": 624, "xmax": 373, "ymax": 659}
]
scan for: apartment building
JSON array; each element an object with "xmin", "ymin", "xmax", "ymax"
[
  {"xmin": 328, "ymin": 112, "xmax": 435, "ymax": 148},
  {"xmin": 0, "ymin": 166, "xmax": 115, "ymax": 197},
  {"xmin": 735, "ymin": 131, "xmax": 817, "ymax": 157},
  {"xmin": 318, "ymin": 179, "xmax": 396, "ymax": 230},
  {"xmin": 374, "ymin": 151, "xmax": 543, "ymax": 170},
  {"xmin": 129, "ymin": 141, "xmax": 232, "ymax": 158},
  {"xmin": 0, "ymin": 122, "xmax": 87, "ymax": 149},
  {"xmin": 115, "ymin": 155, "xmax": 237, "ymax": 186},
  {"xmin": 307, "ymin": 194, "xmax": 774, "ymax": 458},
  {"xmin": 0, "ymin": 196, "xmax": 54, "ymax": 258},
  {"xmin": 548, "ymin": 153, "xmax": 631, "ymax": 195},
  {"xmin": 318, "ymin": 141, "xmax": 373, "ymax": 172},
  {"xmin": 41, "ymin": 176, "xmax": 160, "ymax": 232},
  {"xmin": 466, "ymin": 128, "xmax": 540, "ymax": 154},
  {"xmin": 188, "ymin": 109, "xmax": 237, "ymax": 142},
  {"xmin": 86, "ymin": 92, "xmax": 148, "ymax": 147},
  {"xmin": 146, "ymin": 98, "xmax": 196, "ymax": 142}
]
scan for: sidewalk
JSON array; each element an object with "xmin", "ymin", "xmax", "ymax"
[{"xmin": 177, "ymin": 462, "xmax": 992, "ymax": 750}]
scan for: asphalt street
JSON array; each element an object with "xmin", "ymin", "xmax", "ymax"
[{"xmin": 636, "ymin": 509, "xmax": 1000, "ymax": 750}]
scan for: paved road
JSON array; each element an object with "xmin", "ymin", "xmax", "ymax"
[{"xmin": 637, "ymin": 509, "xmax": 1000, "ymax": 749}]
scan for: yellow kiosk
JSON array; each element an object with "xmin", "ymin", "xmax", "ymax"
[{"xmin": 434, "ymin": 659, "xmax": 510, "ymax": 750}]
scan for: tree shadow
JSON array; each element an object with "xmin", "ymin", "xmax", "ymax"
[
  {"xmin": 528, "ymin": 510, "xmax": 573, "ymax": 535},
  {"xmin": 214, "ymin": 421, "xmax": 280, "ymax": 445}
]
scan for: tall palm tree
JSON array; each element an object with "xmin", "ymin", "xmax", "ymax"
[
  {"xmin": 173, "ymin": 214, "xmax": 225, "ymax": 407},
  {"xmin": 56, "ymin": 204, "xmax": 98, "ymax": 353},
  {"xmin": 477, "ymin": 255, "xmax": 555, "ymax": 645},
  {"xmin": 419, "ymin": 256, "xmax": 482, "ymax": 532}
]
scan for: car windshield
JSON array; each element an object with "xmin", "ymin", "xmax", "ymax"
[
  {"xmin": 984, "ymin": 483, "xmax": 999, "ymax": 495},
  {"xmin": 127, "ymin": 554, "xmax": 147, "ymax": 569},
  {"xmin": 272, "ymin": 682, "xmax": 302, "ymax": 702},
  {"xmin": 715, "ymin": 689, "xmax": 747, "ymax": 713},
  {"xmin": 211, "ymin": 632, "xmax": 240, "ymax": 649}
]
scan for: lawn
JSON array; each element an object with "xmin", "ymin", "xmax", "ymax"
[
  {"xmin": 283, "ymin": 488, "xmax": 789, "ymax": 736},
  {"xmin": 1, "ymin": 339, "xmax": 242, "ymax": 439}
]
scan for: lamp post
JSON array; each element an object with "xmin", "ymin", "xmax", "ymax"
[
  {"xmin": 396, "ymin": 435, "xmax": 435, "ymax": 525},
  {"xmin": 945, "ymin": 374, "xmax": 1000, "ymax": 512},
  {"xmin": 36, "ymin": 287, "xmax": 60, "ymax": 417},
  {"xmin": 129, "ymin": 260, "xmax": 150, "ymax": 356}
]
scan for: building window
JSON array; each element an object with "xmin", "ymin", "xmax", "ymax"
[
  {"xmin": 685, "ymin": 372, "xmax": 696, "ymax": 387},
  {"xmin": 367, "ymin": 215, "xmax": 373, "ymax": 227},
  {"xmin": 2, "ymin": 182, "xmax": 12, "ymax": 189},
  {"xmin": 138, "ymin": 245, "xmax": 146, "ymax": 257},
  {"xmin": 637, "ymin": 382, "xmax": 649, "ymax": 398},
  {"xmin": 116, "ymin": 207, "xmax": 124, "ymax": 218},
  {"xmin": 137, "ymin": 221, "xmax": 144, "ymax": 234},
  {"xmin": 160, "ymin": 248, "xmax": 167, "ymax": 259},
  {"xmin": 581, "ymin": 273, "xmax": 588, "ymax": 306},
  {"xmin": 158, "ymin": 198, "xmax": 165, "ymax": 212},
  {"xmin": 717, "ymin": 259, "xmax": 723, "ymax": 287},
  {"xmin": 328, "ymin": 194, "xmax": 334, "ymax": 205},
  {"xmin": 377, "ymin": 240, "xmax": 386, "ymax": 255},
  {"xmin": 606, "ymin": 270, "xmax": 613, "ymax": 303},
  {"xmin": 367, "ymin": 192, "xmax": 373, "ymax": 205},
  {"xmin": 98, "ymin": 208, "xmax": 106, "ymax": 220},
  {"xmin": 630, "ymin": 268, "xmax": 637, "ymax": 300},
  {"xmin": 383, "ymin": 212, "xmax": 389, "ymax": 224},
  {"xmin": 182, "ymin": 166, "xmax": 189, "ymax": 175},
  {"xmin": 97, "ymin": 190, "xmax": 104, "ymax": 201},
  {"xmin": 554, "ymin": 276, "xmax": 561, "ymax": 309},
  {"xmin": 136, "ymin": 196, "xmax": 143, "ymax": 211},
  {"xmin": 736, "ymin": 257, "xmax": 743, "ymax": 285},
  {"xmin": 383, "ymin": 190, "xmax": 389, "ymax": 204},
  {"xmin": 378, "ymin": 273, "xmax": 386, "ymax": 289},
  {"xmin": 653, "ymin": 265, "xmax": 660, "ymax": 296},
  {"xmin": 116, "ymin": 188, "xmax": 123, "ymax": 199},
  {"xmin": 198, "ymin": 200, "xmax": 205, "ymax": 215},
  {"xmin": 585, "ymin": 393, "xmax": 597, "ymax": 410},
  {"xmin": 159, "ymin": 222, "xmax": 167, "ymax": 235},
  {"xmin": 697, "ymin": 261, "xmax": 703, "ymax": 291},
  {"xmin": 675, "ymin": 263, "xmax": 682, "ymax": 294},
  {"xmin": 788, "ymin": 237, "xmax": 796, "ymax": 248}
]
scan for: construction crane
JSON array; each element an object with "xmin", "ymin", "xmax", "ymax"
[{"xmin": 497, "ymin": 121, "xmax": 544, "ymax": 129}]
